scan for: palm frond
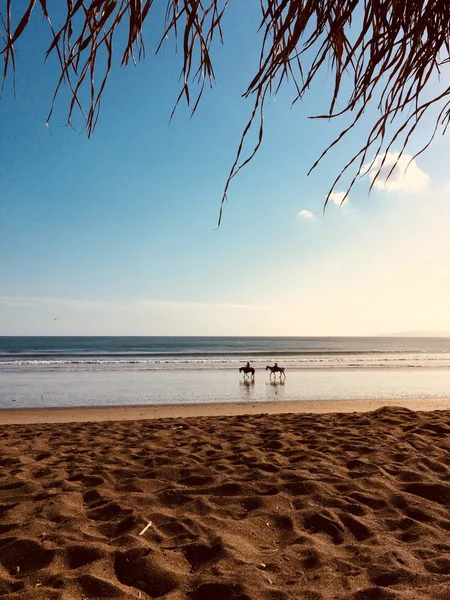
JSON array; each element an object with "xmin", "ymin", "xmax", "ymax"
[{"xmin": 1, "ymin": 1, "xmax": 449, "ymax": 224}]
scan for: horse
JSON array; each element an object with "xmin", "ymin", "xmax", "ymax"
[
  {"xmin": 239, "ymin": 366, "xmax": 255, "ymax": 379},
  {"xmin": 266, "ymin": 364, "xmax": 286, "ymax": 379}
]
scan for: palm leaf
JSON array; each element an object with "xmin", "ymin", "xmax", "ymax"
[{"xmin": 1, "ymin": 0, "xmax": 449, "ymax": 223}]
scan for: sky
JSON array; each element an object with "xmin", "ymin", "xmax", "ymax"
[{"xmin": 1, "ymin": 3, "xmax": 450, "ymax": 337}]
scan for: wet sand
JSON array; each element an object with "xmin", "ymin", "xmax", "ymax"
[
  {"xmin": 1, "ymin": 397, "xmax": 450, "ymax": 425},
  {"xmin": 0, "ymin": 402, "xmax": 450, "ymax": 599}
]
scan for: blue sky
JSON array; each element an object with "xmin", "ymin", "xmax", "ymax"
[{"xmin": 1, "ymin": 3, "xmax": 450, "ymax": 336}]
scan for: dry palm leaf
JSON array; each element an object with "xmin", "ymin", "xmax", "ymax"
[{"xmin": 1, "ymin": 1, "xmax": 449, "ymax": 224}]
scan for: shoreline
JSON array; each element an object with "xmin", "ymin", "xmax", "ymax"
[{"xmin": 1, "ymin": 396, "xmax": 450, "ymax": 424}]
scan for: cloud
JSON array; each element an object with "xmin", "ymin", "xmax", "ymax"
[
  {"xmin": 363, "ymin": 152, "xmax": 429, "ymax": 193},
  {"xmin": 329, "ymin": 191, "xmax": 349, "ymax": 206},
  {"xmin": 0, "ymin": 295, "xmax": 274, "ymax": 335},
  {"xmin": 134, "ymin": 298, "xmax": 269, "ymax": 312},
  {"xmin": 298, "ymin": 209, "xmax": 314, "ymax": 220},
  {"xmin": 0, "ymin": 295, "xmax": 270, "ymax": 314}
]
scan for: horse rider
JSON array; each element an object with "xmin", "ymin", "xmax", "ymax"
[{"xmin": 246, "ymin": 361, "xmax": 250, "ymax": 368}]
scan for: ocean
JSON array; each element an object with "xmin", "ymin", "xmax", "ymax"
[{"xmin": 2, "ymin": 336, "xmax": 450, "ymax": 409}]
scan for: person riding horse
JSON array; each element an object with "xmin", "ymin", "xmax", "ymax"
[
  {"xmin": 239, "ymin": 361, "xmax": 255, "ymax": 379},
  {"xmin": 266, "ymin": 363, "xmax": 286, "ymax": 378}
]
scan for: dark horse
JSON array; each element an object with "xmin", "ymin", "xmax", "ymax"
[
  {"xmin": 266, "ymin": 364, "xmax": 286, "ymax": 378},
  {"xmin": 239, "ymin": 366, "xmax": 255, "ymax": 379}
]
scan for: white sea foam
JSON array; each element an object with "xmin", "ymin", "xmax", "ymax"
[{"xmin": 2, "ymin": 353, "xmax": 450, "ymax": 372}]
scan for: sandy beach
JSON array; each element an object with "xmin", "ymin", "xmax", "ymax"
[
  {"xmin": 2, "ymin": 397, "xmax": 450, "ymax": 425},
  {"xmin": 0, "ymin": 400, "xmax": 449, "ymax": 599}
]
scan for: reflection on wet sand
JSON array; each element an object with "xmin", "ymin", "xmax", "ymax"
[
  {"xmin": 239, "ymin": 378, "xmax": 286, "ymax": 403},
  {"xmin": 5, "ymin": 367, "xmax": 450, "ymax": 411},
  {"xmin": 266, "ymin": 379, "xmax": 286, "ymax": 399},
  {"xmin": 239, "ymin": 379, "xmax": 256, "ymax": 402}
]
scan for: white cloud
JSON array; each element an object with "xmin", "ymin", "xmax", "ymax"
[
  {"xmin": 0, "ymin": 295, "xmax": 269, "ymax": 314},
  {"xmin": 0, "ymin": 296, "xmax": 274, "ymax": 335},
  {"xmin": 298, "ymin": 209, "xmax": 314, "ymax": 220},
  {"xmin": 329, "ymin": 191, "xmax": 349, "ymax": 206},
  {"xmin": 363, "ymin": 152, "xmax": 429, "ymax": 193}
]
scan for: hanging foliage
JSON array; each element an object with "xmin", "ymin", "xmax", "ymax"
[{"xmin": 2, "ymin": 1, "xmax": 449, "ymax": 223}]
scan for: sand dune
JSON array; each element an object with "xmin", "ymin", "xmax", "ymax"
[{"xmin": 1, "ymin": 407, "xmax": 450, "ymax": 599}]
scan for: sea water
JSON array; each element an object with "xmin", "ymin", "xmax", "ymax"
[{"xmin": 1, "ymin": 336, "xmax": 450, "ymax": 409}]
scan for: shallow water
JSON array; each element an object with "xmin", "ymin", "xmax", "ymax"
[{"xmin": 2, "ymin": 367, "xmax": 450, "ymax": 410}]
